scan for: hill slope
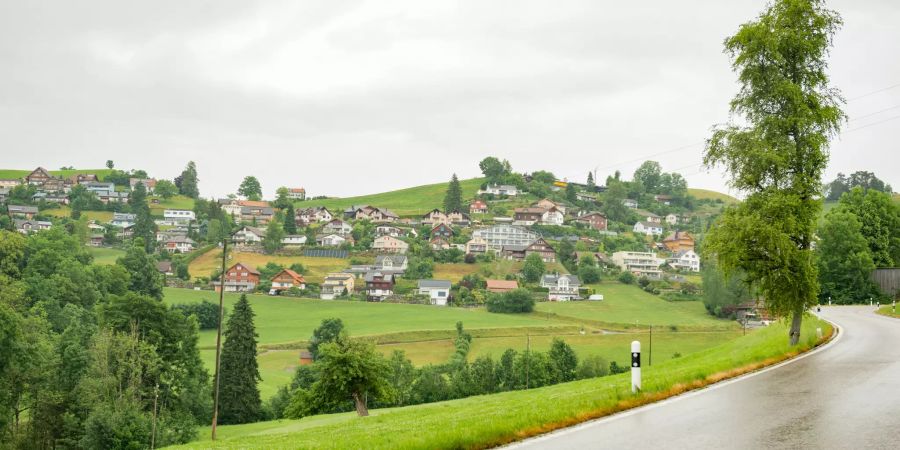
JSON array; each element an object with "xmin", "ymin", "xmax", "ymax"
[
  {"xmin": 687, "ymin": 188, "xmax": 738, "ymax": 204},
  {"xmin": 297, "ymin": 178, "xmax": 485, "ymax": 216},
  {"xmin": 0, "ymin": 168, "xmax": 114, "ymax": 180}
]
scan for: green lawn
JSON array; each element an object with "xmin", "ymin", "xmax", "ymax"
[
  {"xmin": 170, "ymin": 317, "xmax": 831, "ymax": 449},
  {"xmin": 688, "ymin": 188, "xmax": 738, "ymax": 204},
  {"xmin": 42, "ymin": 207, "xmax": 114, "ymax": 223},
  {"xmin": 297, "ymin": 178, "xmax": 485, "ymax": 216},
  {"xmin": 433, "ymin": 259, "xmax": 568, "ymax": 282},
  {"xmin": 150, "ymin": 195, "xmax": 195, "ymax": 216},
  {"xmin": 188, "ymin": 248, "xmax": 349, "ymax": 284},
  {"xmin": 0, "ymin": 168, "xmax": 114, "ymax": 180},
  {"xmin": 162, "ymin": 288, "xmax": 569, "ymax": 349},
  {"xmin": 535, "ymin": 282, "xmax": 738, "ymax": 330},
  {"xmin": 876, "ymin": 304, "xmax": 899, "ymax": 319},
  {"xmin": 88, "ymin": 246, "xmax": 126, "ymax": 265}
]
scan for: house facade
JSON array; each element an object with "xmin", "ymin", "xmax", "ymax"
[
  {"xmin": 233, "ymin": 226, "xmax": 266, "ymax": 246},
  {"xmin": 163, "ymin": 236, "xmax": 196, "ymax": 253},
  {"xmin": 472, "ymin": 225, "xmax": 539, "ymax": 251},
  {"xmin": 281, "ymin": 235, "xmax": 308, "ymax": 247},
  {"xmin": 430, "ymin": 223, "xmax": 454, "ymax": 239},
  {"xmin": 372, "ymin": 235, "xmax": 409, "ymax": 254},
  {"xmin": 541, "ymin": 274, "xmax": 582, "ymax": 301},
  {"xmin": 8, "ymin": 205, "xmax": 38, "ymax": 219},
  {"xmin": 320, "ymin": 273, "xmax": 355, "ymax": 299},
  {"xmin": 541, "ymin": 207, "xmax": 565, "ymax": 226},
  {"xmin": 486, "ymin": 279, "xmax": 518, "ymax": 293},
  {"xmin": 364, "ymin": 272, "xmax": 394, "ymax": 301},
  {"xmin": 469, "ymin": 200, "xmax": 488, "ymax": 214},
  {"xmin": 667, "ymin": 250, "xmax": 700, "ymax": 272},
  {"xmin": 611, "ymin": 251, "xmax": 665, "ymax": 279},
  {"xmin": 478, "ymin": 184, "xmax": 519, "ymax": 196},
  {"xmin": 575, "ymin": 212, "xmax": 608, "ymax": 231},
  {"xmin": 662, "ymin": 231, "xmax": 695, "ymax": 252},
  {"xmin": 271, "ymin": 269, "xmax": 306, "ymax": 292},
  {"xmin": 502, "ymin": 237, "xmax": 556, "ymax": 262},
  {"xmin": 323, "ymin": 219, "xmax": 353, "ymax": 235},
  {"xmin": 241, "ymin": 206, "xmax": 274, "ymax": 225},
  {"xmin": 287, "ymin": 188, "xmax": 306, "ymax": 200},
  {"xmin": 465, "ymin": 236, "xmax": 489, "ymax": 254},
  {"xmin": 513, "ymin": 207, "xmax": 545, "ymax": 226},
  {"xmin": 129, "ymin": 178, "xmax": 157, "ymax": 192},
  {"xmin": 316, "ymin": 233, "xmax": 348, "ymax": 247},
  {"xmin": 665, "ymin": 214, "xmax": 679, "ymax": 225},
  {"xmin": 417, "ymin": 280, "xmax": 452, "ymax": 306},
  {"xmin": 633, "ymin": 221, "xmax": 663, "ymax": 236},
  {"xmin": 164, "ymin": 209, "xmax": 196, "ymax": 224},
  {"xmin": 375, "ymin": 255, "xmax": 408, "ymax": 273},
  {"xmin": 219, "ymin": 263, "xmax": 260, "ymax": 292}
]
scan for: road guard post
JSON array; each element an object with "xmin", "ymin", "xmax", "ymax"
[{"xmin": 631, "ymin": 341, "xmax": 641, "ymax": 393}]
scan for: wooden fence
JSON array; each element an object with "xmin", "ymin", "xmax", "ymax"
[{"xmin": 872, "ymin": 268, "xmax": 900, "ymax": 298}]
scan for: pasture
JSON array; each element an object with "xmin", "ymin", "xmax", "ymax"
[
  {"xmin": 187, "ymin": 248, "xmax": 351, "ymax": 283},
  {"xmin": 296, "ymin": 178, "xmax": 485, "ymax": 216}
]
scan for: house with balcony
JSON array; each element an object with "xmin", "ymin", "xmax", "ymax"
[
  {"xmin": 217, "ymin": 262, "xmax": 260, "ymax": 292},
  {"xmin": 667, "ymin": 249, "xmax": 700, "ymax": 272},
  {"xmin": 281, "ymin": 235, "xmax": 308, "ymax": 247},
  {"xmin": 472, "ymin": 225, "xmax": 539, "ymax": 251},
  {"xmin": 372, "ymin": 235, "xmax": 409, "ymax": 254},
  {"xmin": 541, "ymin": 274, "xmax": 582, "ymax": 301},
  {"xmin": 164, "ymin": 209, "xmax": 196, "ymax": 224},
  {"xmin": 501, "ymin": 237, "xmax": 556, "ymax": 262},
  {"xmin": 163, "ymin": 235, "xmax": 196, "ymax": 253},
  {"xmin": 270, "ymin": 269, "xmax": 306, "ymax": 292},
  {"xmin": 287, "ymin": 187, "xmax": 306, "ymax": 200},
  {"xmin": 469, "ymin": 200, "xmax": 488, "ymax": 214},
  {"xmin": 662, "ymin": 230, "xmax": 695, "ymax": 252},
  {"xmin": 611, "ymin": 251, "xmax": 665, "ymax": 279},
  {"xmin": 465, "ymin": 236, "xmax": 489, "ymax": 254},
  {"xmin": 364, "ymin": 271, "xmax": 394, "ymax": 301},
  {"xmin": 320, "ymin": 273, "xmax": 355, "ymax": 299},
  {"xmin": 633, "ymin": 221, "xmax": 663, "ymax": 236},
  {"xmin": 478, "ymin": 184, "xmax": 519, "ymax": 196},
  {"xmin": 574, "ymin": 212, "xmax": 608, "ymax": 231}
]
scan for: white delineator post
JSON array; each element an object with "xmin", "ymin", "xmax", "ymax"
[{"xmin": 631, "ymin": 340, "xmax": 641, "ymax": 393}]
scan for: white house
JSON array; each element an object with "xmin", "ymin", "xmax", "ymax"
[
  {"xmin": 110, "ymin": 213, "xmax": 136, "ymax": 228},
  {"xmin": 540, "ymin": 274, "xmax": 582, "ymax": 301},
  {"xmin": 233, "ymin": 226, "xmax": 266, "ymax": 246},
  {"xmin": 417, "ymin": 280, "xmax": 452, "ymax": 306},
  {"xmin": 163, "ymin": 236, "xmax": 196, "ymax": 253},
  {"xmin": 665, "ymin": 214, "xmax": 679, "ymax": 225},
  {"xmin": 541, "ymin": 207, "xmax": 565, "ymax": 226},
  {"xmin": 281, "ymin": 235, "xmax": 308, "ymax": 247},
  {"xmin": 372, "ymin": 235, "xmax": 409, "ymax": 254},
  {"xmin": 667, "ymin": 249, "xmax": 701, "ymax": 272},
  {"xmin": 478, "ymin": 184, "xmax": 519, "ymax": 196},
  {"xmin": 623, "ymin": 199, "xmax": 638, "ymax": 209},
  {"xmin": 375, "ymin": 225, "xmax": 403, "ymax": 237},
  {"xmin": 612, "ymin": 251, "xmax": 665, "ymax": 279},
  {"xmin": 375, "ymin": 255, "xmax": 408, "ymax": 272},
  {"xmin": 322, "ymin": 219, "xmax": 353, "ymax": 236},
  {"xmin": 316, "ymin": 233, "xmax": 347, "ymax": 247},
  {"xmin": 164, "ymin": 209, "xmax": 196, "ymax": 223},
  {"xmin": 633, "ymin": 221, "xmax": 663, "ymax": 236}
]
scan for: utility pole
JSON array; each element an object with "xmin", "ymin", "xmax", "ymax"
[
  {"xmin": 525, "ymin": 333, "xmax": 530, "ymax": 390},
  {"xmin": 150, "ymin": 383, "xmax": 159, "ymax": 449},
  {"xmin": 648, "ymin": 324, "xmax": 652, "ymax": 366},
  {"xmin": 211, "ymin": 238, "xmax": 228, "ymax": 440}
]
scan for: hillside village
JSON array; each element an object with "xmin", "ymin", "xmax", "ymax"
[{"xmin": 1, "ymin": 158, "xmax": 724, "ymax": 309}]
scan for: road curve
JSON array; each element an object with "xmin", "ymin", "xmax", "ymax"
[{"xmin": 506, "ymin": 306, "xmax": 900, "ymax": 450}]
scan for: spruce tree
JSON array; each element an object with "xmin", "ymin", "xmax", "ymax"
[
  {"xmin": 443, "ymin": 174, "xmax": 463, "ymax": 212},
  {"xmin": 283, "ymin": 203, "xmax": 297, "ymax": 234},
  {"xmin": 217, "ymin": 294, "xmax": 261, "ymax": 424},
  {"xmin": 176, "ymin": 161, "xmax": 200, "ymax": 198},
  {"xmin": 586, "ymin": 172, "xmax": 595, "ymax": 190}
]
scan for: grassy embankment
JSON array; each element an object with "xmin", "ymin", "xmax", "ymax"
[
  {"xmin": 169, "ymin": 316, "xmax": 832, "ymax": 450},
  {"xmin": 187, "ymin": 247, "xmax": 349, "ymax": 284},
  {"xmin": 687, "ymin": 188, "xmax": 738, "ymax": 204},
  {"xmin": 87, "ymin": 246, "xmax": 126, "ymax": 265},
  {"xmin": 0, "ymin": 168, "xmax": 115, "ymax": 180},
  {"xmin": 297, "ymin": 178, "xmax": 485, "ymax": 216},
  {"xmin": 876, "ymin": 304, "xmax": 899, "ymax": 318}
]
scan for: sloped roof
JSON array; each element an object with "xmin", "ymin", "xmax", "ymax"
[
  {"xmin": 418, "ymin": 279, "xmax": 451, "ymax": 289},
  {"xmin": 486, "ymin": 279, "xmax": 518, "ymax": 290}
]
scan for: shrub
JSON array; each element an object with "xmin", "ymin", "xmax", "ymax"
[
  {"xmin": 485, "ymin": 288, "xmax": 535, "ymax": 313},
  {"xmin": 618, "ymin": 271, "xmax": 636, "ymax": 284},
  {"xmin": 172, "ymin": 300, "xmax": 223, "ymax": 329}
]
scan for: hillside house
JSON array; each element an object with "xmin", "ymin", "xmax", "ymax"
[
  {"xmin": 665, "ymin": 214, "xmax": 679, "ymax": 225},
  {"xmin": 469, "ymin": 200, "xmax": 488, "ymax": 214},
  {"xmin": 89, "ymin": 235, "xmax": 104, "ymax": 247},
  {"xmin": 375, "ymin": 255, "xmax": 408, "ymax": 273},
  {"xmin": 430, "ymin": 236, "xmax": 450, "ymax": 250},
  {"xmin": 218, "ymin": 198, "xmax": 243, "ymax": 218},
  {"xmin": 0, "ymin": 179, "xmax": 22, "ymax": 189},
  {"xmin": 418, "ymin": 280, "xmax": 452, "ymax": 306},
  {"xmin": 465, "ymin": 236, "xmax": 489, "ymax": 254},
  {"xmin": 287, "ymin": 188, "xmax": 306, "ymax": 200},
  {"xmin": 541, "ymin": 207, "xmax": 565, "ymax": 226},
  {"xmin": 667, "ymin": 249, "xmax": 700, "ymax": 272},
  {"xmin": 574, "ymin": 212, "xmax": 608, "ymax": 231},
  {"xmin": 633, "ymin": 221, "xmax": 663, "ymax": 236},
  {"xmin": 422, "ymin": 209, "xmax": 471, "ymax": 227},
  {"xmin": 97, "ymin": 190, "xmax": 129, "ymax": 204},
  {"xmin": 643, "ymin": 213, "xmax": 662, "ymax": 224},
  {"xmin": 654, "ymin": 194, "xmax": 673, "ymax": 205},
  {"xmin": 0, "ymin": 188, "xmax": 10, "ymax": 203},
  {"xmin": 241, "ymin": 206, "xmax": 275, "ymax": 225},
  {"xmin": 502, "ymin": 237, "xmax": 556, "ymax": 262},
  {"xmin": 233, "ymin": 226, "xmax": 266, "ymax": 246},
  {"xmin": 364, "ymin": 272, "xmax": 394, "ymax": 301},
  {"xmin": 156, "ymin": 261, "xmax": 174, "ymax": 276},
  {"xmin": 478, "ymin": 184, "xmax": 519, "ymax": 196},
  {"xmin": 486, "ymin": 279, "xmax": 518, "ymax": 293},
  {"xmin": 164, "ymin": 209, "xmax": 195, "ymax": 224},
  {"xmin": 129, "ymin": 178, "xmax": 157, "ymax": 192},
  {"xmin": 541, "ymin": 274, "xmax": 582, "ymax": 301},
  {"xmin": 25, "ymin": 167, "xmax": 53, "ymax": 185},
  {"xmin": 281, "ymin": 235, "xmax": 308, "ymax": 247},
  {"xmin": 612, "ymin": 251, "xmax": 665, "ymax": 279},
  {"xmin": 296, "ymin": 206, "xmax": 332, "ymax": 225},
  {"xmin": 322, "ymin": 219, "xmax": 353, "ymax": 236},
  {"xmin": 375, "ymin": 225, "xmax": 403, "ymax": 237},
  {"xmin": 271, "ymin": 269, "xmax": 306, "ymax": 292},
  {"xmin": 14, "ymin": 219, "xmax": 52, "ymax": 234},
  {"xmin": 316, "ymin": 233, "xmax": 349, "ymax": 247},
  {"xmin": 218, "ymin": 263, "xmax": 260, "ymax": 292},
  {"xmin": 320, "ymin": 273, "xmax": 355, "ymax": 299},
  {"xmin": 662, "ymin": 231, "xmax": 695, "ymax": 252},
  {"xmin": 8, "ymin": 205, "xmax": 38, "ymax": 219},
  {"xmin": 576, "ymin": 192, "xmax": 598, "ymax": 203},
  {"xmin": 430, "ymin": 223, "xmax": 454, "ymax": 239},
  {"xmin": 535, "ymin": 199, "xmax": 567, "ymax": 215},
  {"xmin": 372, "ymin": 235, "xmax": 409, "ymax": 254},
  {"xmin": 513, "ymin": 207, "xmax": 545, "ymax": 226},
  {"xmin": 623, "ymin": 199, "xmax": 638, "ymax": 209},
  {"xmin": 352, "ymin": 206, "xmax": 399, "ymax": 223},
  {"xmin": 163, "ymin": 236, "xmax": 196, "ymax": 253},
  {"xmin": 472, "ymin": 225, "xmax": 539, "ymax": 251}
]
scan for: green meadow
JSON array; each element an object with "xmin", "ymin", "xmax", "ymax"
[{"xmin": 296, "ymin": 178, "xmax": 485, "ymax": 216}]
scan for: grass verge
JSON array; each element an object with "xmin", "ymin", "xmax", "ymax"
[
  {"xmin": 169, "ymin": 316, "xmax": 832, "ymax": 449},
  {"xmin": 875, "ymin": 304, "xmax": 899, "ymax": 318}
]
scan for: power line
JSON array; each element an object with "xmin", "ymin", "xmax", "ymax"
[
  {"xmin": 841, "ymin": 114, "xmax": 900, "ymax": 134},
  {"xmin": 848, "ymin": 104, "xmax": 900, "ymax": 122},
  {"xmin": 847, "ymin": 82, "xmax": 900, "ymax": 101},
  {"xmin": 593, "ymin": 141, "xmax": 704, "ymax": 175}
]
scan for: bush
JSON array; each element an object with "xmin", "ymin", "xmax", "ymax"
[
  {"xmin": 172, "ymin": 300, "xmax": 223, "ymax": 329},
  {"xmin": 485, "ymin": 288, "xmax": 535, "ymax": 313},
  {"xmin": 618, "ymin": 271, "xmax": 636, "ymax": 284}
]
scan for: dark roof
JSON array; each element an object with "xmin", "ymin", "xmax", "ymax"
[
  {"xmin": 8, "ymin": 205, "xmax": 39, "ymax": 214},
  {"xmin": 418, "ymin": 279, "xmax": 451, "ymax": 289}
]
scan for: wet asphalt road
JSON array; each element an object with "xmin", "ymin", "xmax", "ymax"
[{"xmin": 507, "ymin": 306, "xmax": 900, "ymax": 450}]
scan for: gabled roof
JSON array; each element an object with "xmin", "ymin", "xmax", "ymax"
[
  {"xmin": 486, "ymin": 279, "xmax": 518, "ymax": 290},
  {"xmin": 8, "ymin": 205, "xmax": 39, "ymax": 214},
  {"xmin": 375, "ymin": 255, "xmax": 407, "ymax": 266},
  {"xmin": 635, "ymin": 221, "xmax": 662, "ymax": 228},
  {"xmin": 364, "ymin": 271, "xmax": 394, "ymax": 282},
  {"xmin": 241, "ymin": 206, "xmax": 274, "ymax": 215},
  {"xmin": 663, "ymin": 231, "xmax": 694, "ymax": 242},
  {"xmin": 227, "ymin": 262, "xmax": 260, "ymax": 275},
  {"xmin": 418, "ymin": 279, "xmax": 451, "ymax": 289},
  {"xmin": 272, "ymin": 269, "xmax": 305, "ymax": 283},
  {"xmin": 541, "ymin": 273, "xmax": 581, "ymax": 286}
]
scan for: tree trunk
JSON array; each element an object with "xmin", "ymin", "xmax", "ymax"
[
  {"xmin": 352, "ymin": 392, "xmax": 369, "ymax": 417},
  {"xmin": 789, "ymin": 305, "xmax": 803, "ymax": 346}
]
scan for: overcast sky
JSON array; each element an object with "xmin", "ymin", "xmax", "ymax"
[{"xmin": 1, "ymin": 0, "xmax": 898, "ymax": 199}]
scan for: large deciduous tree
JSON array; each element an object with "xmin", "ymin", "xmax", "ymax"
[
  {"xmin": 313, "ymin": 338, "xmax": 393, "ymax": 416},
  {"xmin": 217, "ymin": 295, "xmax": 261, "ymax": 424},
  {"xmin": 703, "ymin": 0, "xmax": 843, "ymax": 345},
  {"xmin": 817, "ymin": 210, "xmax": 878, "ymax": 303},
  {"xmin": 238, "ymin": 176, "xmax": 263, "ymax": 201},
  {"xmin": 834, "ymin": 187, "xmax": 900, "ymax": 267},
  {"xmin": 308, "ymin": 318, "xmax": 344, "ymax": 360}
]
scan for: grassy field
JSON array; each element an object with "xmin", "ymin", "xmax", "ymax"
[
  {"xmin": 162, "ymin": 288, "xmax": 568, "ymax": 349},
  {"xmin": 88, "ymin": 246, "xmax": 125, "ymax": 265},
  {"xmin": 187, "ymin": 247, "xmax": 351, "ymax": 283},
  {"xmin": 688, "ymin": 188, "xmax": 738, "ymax": 204},
  {"xmin": 876, "ymin": 304, "xmax": 899, "ymax": 318},
  {"xmin": 433, "ymin": 259, "xmax": 568, "ymax": 282},
  {"xmin": 0, "ymin": 168, "xmax": 114, "ymax": 180},
  {"xmin": 149, "ymin": 195, "xmax": 195, "ymax": 216},
  {"xmin": 42, "ymin": 207, "xmax": 114, "ymax": 223},
  {"xmin": 297, "ymin": 178, "xmax": 485, "ymax": 216},
  {"xmin": 170, "ymin": 317, "xmax": 831, "ymax": 449},
  {"xmin": 535, "ymin": 281, "xmax": 737, "ymax": 330}
]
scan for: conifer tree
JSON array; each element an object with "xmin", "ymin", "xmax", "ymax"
[
  {"xmin": 283, "ymin": 203, "xmax": 297, "ymax": 235},
  {"xmin": 217, "ymin": 294, "xmax": 261, "ymax": 424},
  {"xmin": 443, "ymin": 174, "xmax": 463, "ymax": 212}
]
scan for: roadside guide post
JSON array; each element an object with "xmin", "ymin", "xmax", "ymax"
[{"xmin": 631, "ymin": 341, "xmax": 641, "ymax": 393}]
